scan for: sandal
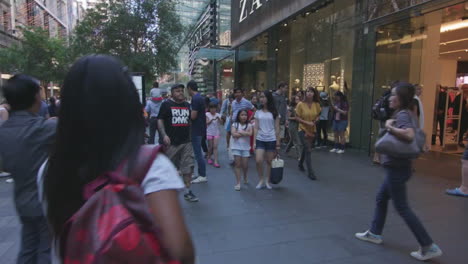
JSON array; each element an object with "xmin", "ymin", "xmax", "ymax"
[
  {"xmin": 207, "ymin": 159, "xmax": 213, "ymax": 165},
  {"xmin": 213, "ymin": 163, "xmax": 220, "ymax": 168},
  {"xmin": 446, "ymin": 188, "xmax": 468, "ymax": 197}
]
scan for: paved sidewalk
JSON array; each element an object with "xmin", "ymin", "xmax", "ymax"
[{"xmin": 0, "ymin": 146, "xmax": 466, "ymax": 263}]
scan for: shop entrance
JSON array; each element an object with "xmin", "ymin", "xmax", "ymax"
[{"xmin": 373, "ymin": 1, "xmax": 468, "ymax": 155}]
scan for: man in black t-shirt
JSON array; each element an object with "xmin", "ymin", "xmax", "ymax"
[{"xmin": 158, "ymin": 84, "xmax": 198, "ymax": 202}]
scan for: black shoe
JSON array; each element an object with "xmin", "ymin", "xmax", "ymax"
[
  {"xmin": 184, "ymin": 191, "xmax": 199, "ymax": 202},
  {"xmin": 298, "ymin": 163, "xmax": 305, "ymax": 172},
  {"xmin": 308, "ymin": 171, "xmax": 317, "ymax": 180},
  {"xmin": 459, "ymin": 143, "xmax": 465, "ymax": 148}
]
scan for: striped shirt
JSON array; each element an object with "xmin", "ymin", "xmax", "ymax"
[{"xmin": 231, "ymin": 98, "xmax": 253, "ymax": 121}]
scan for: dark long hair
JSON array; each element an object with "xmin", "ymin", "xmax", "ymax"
[
  {"xmin": 235, "ymin": 109, "xmax": 249, "ymax": 130},
  {"xmin": 263, "ymin": 90, "xmax": 278, "ymax": 119},
  {"xmin": 44, "ymin": 55, "xmax": 145, "ymax": 238},
  {"xmin": 334, "ymin": 91, "xmax": 348, "ymax": 104},
  {"xmin": 393, "ymin": 82, "xmax": 415, "ymax": 111}
]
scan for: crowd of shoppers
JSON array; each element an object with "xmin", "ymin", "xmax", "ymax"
[{"xmin": 0, "ymin": 54, "xmax": 452, "ymax": 263}]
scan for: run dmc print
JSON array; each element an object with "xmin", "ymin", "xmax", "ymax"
[{"xmin": 172, "ymin": 107, "xmax": 190, "ymax": 126}]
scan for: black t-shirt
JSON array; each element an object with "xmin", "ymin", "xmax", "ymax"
[{"xmin": 157, "ymin": 100, "xmax": 191, "ymax": 146}]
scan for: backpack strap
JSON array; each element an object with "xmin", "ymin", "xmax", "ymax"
[
  {"xmin": 83, "ymin": 145, "xmax": 161, "ymax": 200},
  {"xmin": 131, "ymin": 145, "xmax": 162, "ymax": 184}
]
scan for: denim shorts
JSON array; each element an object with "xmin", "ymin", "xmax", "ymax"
[
  {"xmin": 333, "ymin": 120, "xmax": 348, "ymax": 132},
  {"xmin": 463, "ymin": 145, "xmax": 468, "ymax": 160},
  {"xmin": 256, "ymin": 140, "xmax": 276, "ymax": 152},
  {"xmin": 225, "ymin": 119, "xmax": 232, "ymax": 132},
  {"xmin": 232, "ymin": 149, "xmax": 250, "ymax": 157}
]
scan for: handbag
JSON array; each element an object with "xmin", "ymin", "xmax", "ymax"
[
  {"xmin": 375, "ymin": 111, "xmax": 426, "ymax": 159},
  {"xmin": 270, "ymin": 156, "xmax": 284, "ymax": 184}
]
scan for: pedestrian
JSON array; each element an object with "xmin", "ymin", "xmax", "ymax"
[
  {"xmin": 446, "ymin": 144, "xmax": 468, "ymax": 197},
  {"xmin": 295, "ymin": 88, "xmax": 321, "ymax": 180},
  {"xmin": 330, "ymin": 91, "xmax": 349, "ymax": 154},
  {"xmin": 316, "ymin": 92, "xmax": 330, "ymax": 148},
  {"xmin": 158, "ymin": 84, "xmax": 199, "ymax": 202},
  {"xmin": 38, "ymin": 89, "xmax": 49, "ymax": 119},
  {"xmin": 0, "ymin": 100, "xmax": 9, "ymax": 124},
  {"xmin": 145, "ymin": 81, "xmax": 163, "ymax": 144},
  {"xmin": 412, "ymin": 84, "xmax": 424, "ymax": 129},
  {"xmin": 40, "ymin": 56, "xmax": 195, "ymax": 263},
  {"xmin": 251, "ymin": 94, "xmax": 260, "ymax": 109},
  {"xmin": 231, "ymin": 109, "xmax": 253, "ymax": 191},
  {"xmin": 206, "ymin": 103, "xmax": 221, "ymax": 168},
  {"xmin": 355, "ymin": 82, "xmax": 442, "ymax": 261},
  {"xmin": 254, "ymin": 91, "xmax": 280, "ymax": 190},
  {"xmin": 48, "ymin": 97, "xmax": 58, "ymax": 117},
  {"xmin": 456, "ymin": 84, "xmax": 468, "ymax": 148},
  {"xmin": 187, "ymin": 80, "xmax": 208, "ymax": 184},
  {"xmin": 231, "ymin": 88, "xmax": 254, "ymax": 124},
  {"xmin": 273, "ymin": 82, "xmax": 288, "ymax": 142},
  {"xmin": 221, "ymin": 94, "xmax": 234, "ymax": 148},
  {"xmin": 285, "ymin": 94, "xmax": 302, "ymax": 159},
  {"xmin": 0, "ymin": 101, "xmax": 10, "ymax": 178},
  {"xmin": 0, "ymin": 74, "xmax": 56, "ymax": 264}
]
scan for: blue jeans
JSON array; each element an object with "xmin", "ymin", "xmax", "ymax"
[
  {"xmin": 370, "ymin": 166, "xmax": 433, "ymax": 247},
  {"xmin": 191, "ymin": 136, "xmax": 206, "ymax": 177},
  {"xmin": 17, "ymin": 215, "xmax": 51, "ymax": 264}
]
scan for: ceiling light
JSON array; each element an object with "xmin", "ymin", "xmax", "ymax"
[
  {"xmin": 440, "ymin": 20, "xmax": 468, "ymax": 32},
  {"xmin": 283, "ymin": 23, "xmax": 288, "ymax": 27},
  {"xmin": 275, "ymin": 48, "xmax": 279, "ymax": 52},
  {"xmin": 305, "ymin": 11, "xmax": 311, "ymax": 16},
  {"xmin": 279, "ymin": 39, "xmax": 283, "ymax": 42}
]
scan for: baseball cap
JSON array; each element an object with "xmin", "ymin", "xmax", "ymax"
[{"xmin": 320, "ymin": 92, "xmax": 329, "ymax": 100}]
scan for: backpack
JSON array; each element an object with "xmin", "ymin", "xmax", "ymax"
[
  {"xmin": 372, "ymin": 91, "xmax": 394, "ymax": 121},
  {"xmin": 61, "ymin": 145, "xmax": 179, "ymax": 264}
]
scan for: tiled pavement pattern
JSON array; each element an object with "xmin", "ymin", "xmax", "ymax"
[{"xmin": 0, "ymin": 147, "xmax": 466, "ymax": 263}]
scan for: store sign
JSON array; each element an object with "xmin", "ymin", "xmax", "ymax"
[
  {"xmin": 239, "ymin": 0, "xmax": 270, "ymax": 23},
  {"xmin": 231, "ymin": 0, "xmax": 319, "ymax": 47}
]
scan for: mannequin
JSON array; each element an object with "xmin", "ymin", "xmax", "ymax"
[{"xmin": 329, "ymin": 75, "xmax": 340, "ymax": 95}]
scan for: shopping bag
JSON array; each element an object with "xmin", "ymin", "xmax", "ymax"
[{"xmin": 270, "ymin": 156, "xmax": 284, "ymax": 184}]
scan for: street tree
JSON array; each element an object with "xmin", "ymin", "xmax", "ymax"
[
  {"xmin": 71, "ymin": 0, "xmax": 184, "ymax": 78},
  {"xmin": 0, "ymin": 27, "xmax": 69, "ymax": 85}
]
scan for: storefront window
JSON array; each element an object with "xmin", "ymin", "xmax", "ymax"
[
  {"xmin": 237, "ymin": 32, "xmax": 269, "ymax": 95},
  {"xmin": 373, "ymin": 2, "xmax": 468, "ymax": 153}
]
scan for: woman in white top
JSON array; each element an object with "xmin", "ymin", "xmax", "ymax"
[
  {"xmin": 254, "ymin": 91, "xmax": 280, "ymax": 190},
  {"xmin": 231, "ymin": 109, "xmax": 253, "ymax": 191},
  {"xmin": 40, "ymin": 55, "xmax": 194, "ymax": 264}
]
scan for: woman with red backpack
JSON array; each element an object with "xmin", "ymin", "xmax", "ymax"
[{"xmin": 38, "ymin": 55, "xmax": 195, "ymax": 264}]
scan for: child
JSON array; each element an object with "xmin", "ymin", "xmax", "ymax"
[
  {"xmin": 206, "ymin": 103, "xmax": 222, "ymax": 167},
  {"xmin": 231, "ymin": 109, "xmax": 253, "ymax": 191}
]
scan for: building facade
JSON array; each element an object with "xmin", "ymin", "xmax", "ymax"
[{"xmin": 231, "ymin": 0, "xmax": 468, "ymax": 154}]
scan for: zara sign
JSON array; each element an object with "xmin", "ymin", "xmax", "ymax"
[
  {"xmin": 231, "ymin": 0, "xmax": 318, "ymax": 47},
  {"xmin": 239, "ymin": 0, "xmax": 270, "ymax": 23}
]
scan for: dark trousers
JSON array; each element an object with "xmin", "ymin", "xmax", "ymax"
[
  {"xmin": 459, "ymin": 123, "xmax": 467, "ymax": 144},
  {"xmin": 298, "ymin": 131, "xmax": 314, "ymax": 176},
  {"xmin": 191, "ymin": 136, "xmax": 206, "ymax": 177},
  {"xmin": 17, "ymin": 215, "xmax": 51, "ymax": 264},
  {"xmin": 316, "ymin": 120, "xmax": 328, "ymax": 146},
  {"xmin": 370, "ymin": 166, "xmax": 433, "ymax": 247},
  {"xmin": 438, "ymin": 115, "xmax": 445, "ymax": 146},
  {"xmin": 148, "ymin": 117, "xmax": 158, "ymax": 144}
]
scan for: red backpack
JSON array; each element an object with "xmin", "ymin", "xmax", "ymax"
[{"xmin": 61, "ymin": 145, "xmax": 180, "ymax": 264}]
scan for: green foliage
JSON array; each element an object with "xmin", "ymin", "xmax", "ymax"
[
  {"xmin": 0, "ymin": 27, "xmax": 69, "ymax": 84},
  {"xmin": 71, "ymin": 0, "xmax": 184, "ymax": 78}
]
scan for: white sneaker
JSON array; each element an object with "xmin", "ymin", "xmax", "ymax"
[
  {"xmin": 330, "ymin": 148, "xmax": 338, "ymax": 153},
  {"xmin": 355, "ymin": 230, "xmax": 383, "ymax": 244},
  {"xmin": 337, "ymin": 149, "xmax": 345, "ymax": 154},
  {"xmin": 0, "ymin": 172, "xmax": 11, "ymax": 177},
  {"xmin": 410, "ymin": 244, "xmax": 442, "ymax": 261},
  {"xmin": 5, "ymin": 178, "xmax": 14, "ymax": 183},
  {"xmin": 234, "ymin": 184, "xmax": 241, "ymax": 191},
  {"xmin": 191, "ymin": 176, "xmax": 208, "ymax": 184}
]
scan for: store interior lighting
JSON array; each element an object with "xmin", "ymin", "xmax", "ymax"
[{"xmin": 440, "ymin": 19, "xmax": 468, "ymax": 33}]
